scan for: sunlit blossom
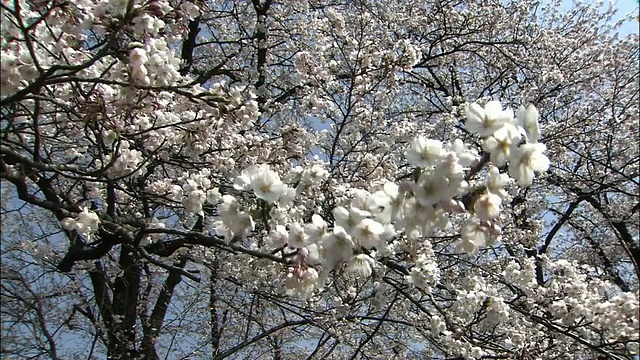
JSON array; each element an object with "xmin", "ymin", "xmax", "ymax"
[
  {"xmin": 508, "ymin": 143, "xmax": 550, "ymax": 186},
  {"xmin": 482, "ymin": 123, "xmax": 522, "ymax": 167},
  {"xmin": 465, "ymin": 101, "xmax": 514, "ymax": 137},
  {"xmin": 517, "ymin": 104, "xmax": 541, "ymax": 143},
  {"xmin": 406, "ymin": 136, "xmax": 445, "ymax": 167},
  {"xmin": 250, "ymin": 165, "xmax": 286, "ymax": 203},
  {"xmin": 345, "ymin": 254, "xmax": 375, "ymax": 278},
  {"xmin": 474, "ymin": 193, "xmax": 502, "ymax": 221},
  {"xmin": 352, "ymin": 218, "xmax": 385, "ymax": 249}
]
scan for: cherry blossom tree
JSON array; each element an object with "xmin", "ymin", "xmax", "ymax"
[{"xmin": 1, "ymin": 0, "xmax": 638, "ymax": 359}]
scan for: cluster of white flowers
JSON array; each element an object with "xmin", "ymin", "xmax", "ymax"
[
  {"xmin": 285, "ymin": 266, "xmax": 318, "ymax": 298},
  {"xmin": 485, "ymin": 166, "xmax": 510, "ymax": 199},
  {"xmin": 466, "ymin": 101, "xmax": 550, "ymax": 186},
  {"xmin": 502, "ymin": 257, "xmax": 537, "ymax": 289},
  {"xmin": 457, "ymin": 218, "xmax": 500, "ymax": 253},
  {"xmin": 405, "ymin": 132, "xmax": 498, "ymax": 253},
  {"xmin": 132, "ymin": 13, "xmax": 165, "ymax": 37},
  {"xmin": 177, "ymin": 169, "xmax": 220, "ymax": 215},
  {"xmin": 214, "ymin": 195, "xmax": 255, "ymax": 242},
  {"xmin": 233, "ymin": 165, "xmax": 295, "ymax": 204},
  {"xmin": 0, "ymin": 1, "xmax": 55, "ymax": 94},
  {"xmin": 61, "ymin": 207, "xmax": 101, "ymax": 240},
  {"xmin": 1, "ymin": 0, "xmax": 637, "ymax": 357},
  {"xmin": 108, "ymin": 141, "xmax": 144, "ymax": 176},
  {"xmin": 0, "ymin": 50, "xmax": 38, "ymax": 96},
  {"xmin": 143, "ymin": 39, "xmax": 183, "ymax": 87},
  {"xmin": 344, "ymin": 253, "xmax": 376, "ymax": 278},
  {"xmin": 129, "ymin": 46, "xmax": 151, "ymax": 87},
  {"xmin": 216, "ymin": 101, "xmax": 549, "ymax": 297},
  {"xmin": 446, "ymin": 100, "xmax": 550, "ymax": 253},
  {"xmin": 529, "ymin": 259, "xmax": 640, "ymax": 348},
  {"xmin": 405, "ymin": 250, "xmax": 441, "ymax": 293},
  {"xmin": 294, "ymin": 163, "xmax": 330, "ymax": 194}
]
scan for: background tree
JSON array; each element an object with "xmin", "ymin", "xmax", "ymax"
[{"xmin": 1, "ymin": 0, "xmax": 638, "ymax": 359}]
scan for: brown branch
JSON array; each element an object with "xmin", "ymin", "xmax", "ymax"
[
  {"xmin": 144, "ymin": 228, "xmax": 290, "ymax": 265},
  {"xmin": 88, "ymin": 262, "xmax": 117, "ymax": 353},
  {"xmin": 212, "ymin": 319, "xmax": 310, "ymax": 360},
  {"xmin": 111, "ymin": 244, "xmax": 140, "ymax": 355},
  {"xmin": 180, "ymin": 18, "xmax": 201, "ymax": 76},
  {"xmin": 57, "ymin": 221, "xmax": 135, "ymax": 272},
  {"xmin": 140, "ymin": 258, "xmax": 187, "ymax": 360},
  {"xmin": 539, "ymin": 198, "xmax": 583, "ymax": 255}
]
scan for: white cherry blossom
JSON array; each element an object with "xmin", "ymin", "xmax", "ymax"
[
  {"xmin": 508, "ymin": 143, "xmax": 551, "ymax": 186},
  {"xmin": 287, "ymin": 222, "xmax": 308, "ymax": 249},
  {"xmin": 406, "ymin": 136, "xmax": 445, "ymax": 168},
  {"xmin": 249, "ymin": 165, "xmax": 287, "ymax": 203},
  {"xmin": 482, "ymin": 123, "xmax": 522, "ymax": 167},
  {"xmin": 517, "ymin": 104, "xmax": 542, "ymax": 143},
  {"xmin": 474, "ymin": 193, "xmax": 502, "ymax": 221},
  {"xmin": 465, "ymin": 101, "xmax": 515, "ymax": 137},
  {"xmin": 352, "ymin": 218, "xmax": 385, "ymax": 249},
  {"xmin": 485, "ymin": 166, "xmax": 510, "ymax": 199},
  {"xmin": 345, "ymin": 254, "xmax": 375, "ymax": 278}
]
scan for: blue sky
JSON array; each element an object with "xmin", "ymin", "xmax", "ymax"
[
  {"xmin": 613, "ymin": 0, "xmax": 639, "ymax": 34},
  {"xmin": 557, "ymin": 0, "xmax": 638, "ymax": 35},
  {"xmin": 590, "ymin": 0, "xmax": 638, "ymax": 35}
]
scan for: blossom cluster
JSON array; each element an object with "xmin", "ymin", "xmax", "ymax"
[
  {"xmin": 61, "ymin": 207, "xmax": 101, "ymax": 240},
  {"xmin": 2, "ymin": 0, "xmax": 636, "ymax": 358},
  {"xmin": 466, "ymin": 101, "xmax": 550, "ymax": 186},
  {"xmin": 196, "ymin": 101, "xmax": 551, "ymax": 298},
  {"xmin": 129, "ymin": 47, "xmax": 151, "ymax": 87}
]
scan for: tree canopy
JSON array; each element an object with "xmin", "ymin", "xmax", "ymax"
[{"xmin": 1, "ymin": 0, "xmax": 638, "ymax": 359}]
